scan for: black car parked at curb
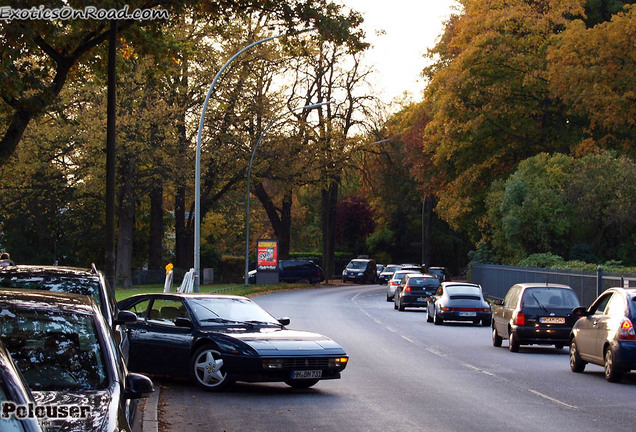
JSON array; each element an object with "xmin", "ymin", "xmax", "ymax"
[
  {"xmin": 569, "ymin": 287, "xmax": 636, "ymax": 382},
  {"xmin": 118, "ymin": 293, "xmax": 349, "ymax": 391},
  {"xmin": 248, "ymin": 259, "xmax": 325, "ymax": 284},
  {"xmin": 492, "ymin": 283, "xmax": 581, "ymax": 352},
  {"xmin": 0, "ymin": 289, "xmax": 154, "ymax": 432}
]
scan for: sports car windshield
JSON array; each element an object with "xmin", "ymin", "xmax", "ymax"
[{"xmin": 188, "ymin": 298, "xmax": 279, "ymax": 325}]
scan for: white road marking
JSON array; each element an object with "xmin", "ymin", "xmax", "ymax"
[{"xmin": 528, "ymin": 389, "xmax": 578, "ymax": 410}]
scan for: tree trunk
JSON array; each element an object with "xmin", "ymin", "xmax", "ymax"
[
  {"xmin": 252, "ymin": 182, "xmax": 292, "ymax": 259},
  {"xmin": 422, "ymin": 195, "xmax": 435, "ymax": 268},
  {"xmin": 116, "ymin": 159, "xmax": 135, "ymax": 288},
  {"xmin": 174, "ymin": 185, "xmax": 189, "ymax": 270},
  {"xmin": 105, "ymin": 20, "xmax": 117, "ymax": 289},
  {"xmin": 148, "ymin": 184, "xmax": 164, "ymax": 270},
  {"xmin": 321, "ymin": 181, "xmax": 338, "ymax": 282}
]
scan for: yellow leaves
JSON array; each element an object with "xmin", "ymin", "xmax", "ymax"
[{"xmin": 119, "ymin": 38, "xmax": 138, "ymax": 61}]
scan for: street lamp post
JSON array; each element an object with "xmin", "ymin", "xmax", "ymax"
[
  {"xmin": 245, "ymin": 101, "xmax": 333, "ymax": 285},
  {"xmin": 193, "ymin": 28, "xmax": 314, "ymax": 292}
]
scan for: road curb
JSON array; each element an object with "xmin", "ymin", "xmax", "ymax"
[{"xmin": 142, "ymin": 383, "xmax": 160, "ymax": 432}]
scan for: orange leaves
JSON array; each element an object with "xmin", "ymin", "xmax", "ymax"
[{"xmin": 547, "ymin": 5, "xmax": 636, "ymax": 143}]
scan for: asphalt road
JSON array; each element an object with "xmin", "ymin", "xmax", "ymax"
[{"xmin": 157, "ymin": 284, "xmax": 636, "ymax": 432}]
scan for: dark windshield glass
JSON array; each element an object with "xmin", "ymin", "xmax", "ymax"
[
  {"xmin": 346, "ymin": 261, "xmax": 367, "ymax": 270},
  {"xmin": 0, "ymin": 309, "xmax": 107, "ymax": 391},
  {"xmin": 189, "ymin": 298, "xmax": 279, "ymax": 325}
]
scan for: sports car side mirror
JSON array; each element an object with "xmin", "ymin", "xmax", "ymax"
[
  {"xmin": 278, "ymin": 317, "xmax": 290, "ymax": 326},
  {"xmin": 124, "ymin": 373, "xmax": 154, "ymax": 399},
  {"xmin": 114, "ymin": 310, "xmax": 138, "ymax": 325},
  {"xmin": 174, "ymin": 317, "xmax": 193, "ymax": 328}
]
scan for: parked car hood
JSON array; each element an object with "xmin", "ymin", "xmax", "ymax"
[
  {"xmin": 33, "ymin": 387, "xmax": 126, "ymax": 432},
  {"xmin": 213, "ymin": 327, "xmax": 345, "ymax": 355}
]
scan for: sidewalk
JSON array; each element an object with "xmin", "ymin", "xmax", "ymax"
[{"xmin": 138, "ymin": 383, "xmax": 160, "ymax": 432}]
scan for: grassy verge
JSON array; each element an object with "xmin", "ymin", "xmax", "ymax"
[{"xmin": 114, "ymin": 282, "xmax": 324, "ymax": 302}]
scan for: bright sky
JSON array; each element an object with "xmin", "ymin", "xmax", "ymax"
[{"xmin": 341, "ymin": 0, "xmax": 460, "ymax": 104}]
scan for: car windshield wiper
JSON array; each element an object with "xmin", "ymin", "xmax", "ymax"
[
  {"xmin": 531, "ymin": 293, "xmax": 550, "ymax": 314},
  {"xmin": 241, "ymin": 320, "xmax": 280, "ymax": 327},
  {"xmin": 199, "ymin": 317, "xmax": 241, "ymax": 324}
]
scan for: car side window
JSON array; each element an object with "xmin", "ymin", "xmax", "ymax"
[
  {"xmin": 126, "ymin": 299, "xmax": 151, "ymax": 318},
  {"xmin": 148, "ymin": 299, "xmax": 189, "ymax": 325},
  {"xmin": 604, "ymin": 293, "xmax": 626, "ymax": 317},
  {"xmin": 504, "ymin": 286, "xmax": 519, "ymax": 308},
  {"xmin": 590, "ymin": 293, "xmax": 612, "ymax": 315}
]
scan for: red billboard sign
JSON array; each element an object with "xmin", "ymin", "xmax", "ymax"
[{"xmin": 257, "ymin": 239, "xmax": 278, "ymax": 271}]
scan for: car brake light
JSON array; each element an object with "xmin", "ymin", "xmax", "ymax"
[
  {"xmin": 404, "ymin": 285, "xmax": 411, "ymax": 293},
  {"xmin": 513, "ymin": 311, "xmax": 525, "ymax": 326},
  {"xmin": 619, "ymin": 318, "xmax": 636, "ymax": 341}
]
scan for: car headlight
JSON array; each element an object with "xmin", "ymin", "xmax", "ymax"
[{"xmin": 328, "ymin": 357, "xmax": 349, "ymax": 368}]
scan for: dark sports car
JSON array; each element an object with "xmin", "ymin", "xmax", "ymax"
[
  {"xmin": 117, "ymin": 293, "xmax": 349, "ymax": 391},
  {"xmin": 427, "ymin": 282, "xmax": 492, "ymax": 326}
]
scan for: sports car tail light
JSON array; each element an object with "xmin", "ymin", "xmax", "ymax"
[
  {"xmin": 328, "ymin": 357, "xmax": 349, "ymax": 367},
  {"xmin": 262, "ymin": 359, "xmax": 284, "ymax": 369},
  {"xmin": 513, "ymin": 311, "xmax": 525, "ymax": 326},
  {"xmin": 618, "ymin": 318, "xmax": 636, "ymax": 341}
]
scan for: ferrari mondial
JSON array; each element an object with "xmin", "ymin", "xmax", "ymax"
[{"xmin": 118, "ymin": 293, "xmax": 349, "ymax": 390}]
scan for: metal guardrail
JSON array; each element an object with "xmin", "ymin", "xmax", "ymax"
[{"xmin": 470, "ymin": 263, "xmax": 636, "ymax": 306}]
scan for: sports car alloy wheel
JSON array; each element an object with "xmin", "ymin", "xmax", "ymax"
[{"xmin": 191, "ymin": 346, "xmax": 232, "ymax": 390}]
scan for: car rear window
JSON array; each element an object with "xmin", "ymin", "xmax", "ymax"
[
  {"xmin": 383, "ymin": 266, "xmax": 401, "ymax": 273},
  {"xmin": 407, "ymin": 277, "xmax": 440, "ymax": 287},
  {"xmin": 522, "ymin": 287, "xmax": 580, "ymax": 308},
  {"xmin": 446, "ymin": 285, "xmax": 481, "ymax": 297}
]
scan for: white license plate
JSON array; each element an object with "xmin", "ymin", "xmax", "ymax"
[
  {"xmin": 540, "ymin": 317, "xmax": 566, "ymax": 324},
  {"xmin": 417, "ymin": 297, "xmax": 426, "ymax": 302},
  {"xmin": 458, "ymin": 311, "xmax": 477, "ymax": 317},
  {"xmin": 291, "ymin": 370, "xmax": 322, "ymax": 379}
]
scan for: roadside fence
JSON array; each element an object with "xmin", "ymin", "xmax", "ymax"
[{"xmin": 470, "ymin": 263, "xmax": 636, "ymax": 306}]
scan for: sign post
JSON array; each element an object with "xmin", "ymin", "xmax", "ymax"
[{"xmin": 256, "ymin": 239, "xmax": 279, "ymax": 284}]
